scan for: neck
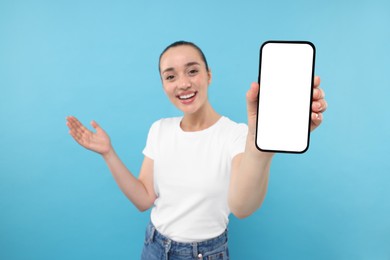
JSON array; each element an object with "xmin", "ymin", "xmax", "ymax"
[{"xmin": 180, "ymin": 102, "xmax": 221, "ymax": 132}]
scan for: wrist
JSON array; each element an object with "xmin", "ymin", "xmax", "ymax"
[
  {"xmin": 245, "ymin": 136, "xmax": 275, "ymax": 161},
  {"xmin": 102, "ymin": 146, "xmax": 116, "ymax": 160}
]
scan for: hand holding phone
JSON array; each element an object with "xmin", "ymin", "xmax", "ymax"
[{"xmin": 255, "ymin": 41, "xmax": 316, "ymax": 153}]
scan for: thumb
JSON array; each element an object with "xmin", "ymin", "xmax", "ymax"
[
  {"xmin": 246, "ymin": 82, "xmax": 259, "ymax": 117},
  {"xmin": 90, "ymin": 120, "xmax": 101, "ymax": 131},
  {"xmin": 246, "ymin": 82, "xmax": 260, "ymax": 137}
]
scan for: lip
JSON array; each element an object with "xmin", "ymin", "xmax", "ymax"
[{"xmin": 176, "ymin": 91, "xmax": 197, "ymax": 104}]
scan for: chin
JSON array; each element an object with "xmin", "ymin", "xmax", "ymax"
[{"xmin": 178, "ymin": 106, "xmax": 199, "ymax": 115}]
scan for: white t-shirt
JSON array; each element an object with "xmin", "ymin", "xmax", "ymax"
[{"xmin": 143, "ymin": 116, "xmax": 248, "ymax": 242}]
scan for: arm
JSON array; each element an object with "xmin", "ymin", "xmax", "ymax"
[
  {"xmin": 228, "ymin": 76, "xmax": 327, "ymax": 219},
  {"xmin": 66, "ymin": 116, "xmax": 156, "ymax": 212}
]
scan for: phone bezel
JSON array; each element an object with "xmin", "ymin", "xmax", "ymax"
[{"xmin": 255, "ymin": 40, "xmax": 316, "ymax": 154}]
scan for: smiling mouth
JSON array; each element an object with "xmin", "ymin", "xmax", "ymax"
[{"xmin": 177, "ymin": 92, "xmax": 197, "ymax": 100}]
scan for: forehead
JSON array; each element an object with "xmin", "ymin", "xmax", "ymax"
[{"xmin": 160, "ymin": 45, "xmax": 204, "ymax": 70}]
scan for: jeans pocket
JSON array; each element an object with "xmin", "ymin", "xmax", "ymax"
[
  {"xmin": 204, "ymin": 243, "xmax": 229, "ymax": 260},
  {"xmin": 207, "ymin": 251, "xmax": 226, "ymax": 260}
]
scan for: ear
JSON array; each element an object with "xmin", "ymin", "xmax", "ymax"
[{"xmin": 207, "ymin": 69, "xmax": 212, "ymax": 85}]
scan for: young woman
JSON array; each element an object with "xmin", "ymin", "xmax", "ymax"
[{"xmin": 66, "ymin": 41, "xmax": 327, "ymax": 260}]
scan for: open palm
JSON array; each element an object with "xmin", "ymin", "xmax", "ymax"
[{"xmin": 66, "ymin": 116, "xmax": 111, "ymax": 155}]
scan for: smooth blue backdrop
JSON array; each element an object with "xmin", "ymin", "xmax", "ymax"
[{"xmin": 1, "ymin": 0, "xmax": 389, "ymax": 259}]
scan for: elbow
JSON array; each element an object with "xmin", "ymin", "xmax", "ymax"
[
  {"xmin": 229, "ymin": 199, "xmax": 256, "ymax": 219},
  {"xmin": 230, "ymin": 206, "xmax": 255, "ymax": 219},
  {"xmin": 136, "ymin": 203, "xmax": 152, "ymax": 212},
  {"xmin": 232, "ymin": 210, "xmax": 251, "ymax": 219},
  {"xmin": 229, "ymin": 200, "xmax": 262, "ymax": 219},
  {"xmin": 134, "ymin": 199, "xmax": 154, "ymax": 212},
  {"xmin": 137, "ymin": 206, "xmax": 149, "ymax": 212},
  {"xmin": 131, "ymin": 195, "xmax": 155, "ymax": 212}
]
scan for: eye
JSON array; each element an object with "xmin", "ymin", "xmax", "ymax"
[
  {"xmin": 165, "ymin": 75, "xmax": 175, "ymax": 81},
  {"xmin": 188, "ymin": 69, "xmax": 199, "ymax": 76}
]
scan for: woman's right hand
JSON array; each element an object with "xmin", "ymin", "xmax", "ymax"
[{"xmin": 66, "ymin": 116, "xmax": 112, "ymax": 156}]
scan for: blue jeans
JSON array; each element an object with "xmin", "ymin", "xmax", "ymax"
[{"xmin": 141, "ymin": 222, "xmax": 229, "ymax": 260}]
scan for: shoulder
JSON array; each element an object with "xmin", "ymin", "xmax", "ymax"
[
  {"xmin": 219, "ymin": 116, "xmax": 248, "ymax": 135},
  {"xmin": 218, "ymin": 117, "xmax": 248, "ymax": 157}
]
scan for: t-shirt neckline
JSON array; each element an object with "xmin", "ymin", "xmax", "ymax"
[{"xmin": 177, "ymin": 116, "xmax": 226, "ymax": 136}]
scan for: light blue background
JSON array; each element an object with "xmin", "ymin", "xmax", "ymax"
[{"xmin": 1, "ymin": 0, "xmax": 389, "ymax": 259}]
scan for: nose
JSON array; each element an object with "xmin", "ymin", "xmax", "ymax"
[{"xmin": 178, "ymin": 75, "xmax": 191, "ymax": 89}]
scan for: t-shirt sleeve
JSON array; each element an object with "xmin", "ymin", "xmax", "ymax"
[
  {"xmin": 142, "ymin": 120, "xmax": 160, "ymax": 160},
  {"xmin": 229, "ymin": 123, "xmax": 248, "ymax": 159}
]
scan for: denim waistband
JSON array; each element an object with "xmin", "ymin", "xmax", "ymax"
[{"xmin": 145, "ymin": 222, "xmax": 228, "ymax": 258}]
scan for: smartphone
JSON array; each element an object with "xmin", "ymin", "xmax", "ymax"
[{"xmin": 255, "ymin": 41, "xmax": 316, "ymax": 153}]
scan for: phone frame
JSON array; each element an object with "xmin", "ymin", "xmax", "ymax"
[{"xmin": 255, "ymin": 40, "xmax": 316, "ymax": 154}]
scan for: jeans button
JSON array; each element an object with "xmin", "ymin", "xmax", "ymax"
[{"xmin": 197, "ymin": 253, "xmax": 203, "ymax": 259}]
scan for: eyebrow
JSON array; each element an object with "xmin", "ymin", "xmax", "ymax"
[{"xmin": 161, "ymin": 61, "xmax": 201, "ymax": 74}]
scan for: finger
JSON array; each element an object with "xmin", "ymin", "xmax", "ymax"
[
  {"xmin": 66, "ymin": 117, "xmax": 80, "ymax": 134},
  {"xmin": 66, "ymin": 115, "xmax": 79, "ymax": 124},
  {"xmin": 66, "ymin": 116, "xmax": 93, "ymax": 142},
  {"xmin": 68, "ymin": 116, "xmax": 89, "ymax": 135},
  {"xmin": 71, "ymin": 116, "xmax": 86, "ymax": 131},
  {"xmin": 69, "ymin": 129, "xmax": 83, "ymax": 143},
  {"xmin": 66, "ymin": 116, "xmax": 81, "ymax": 130},
  {"xmin": 67, "ymin": 121, "xmax": 85, "ymax": 137},
  {"xmin": 312, "ymin": 99, "xmax": 328, "ymax": 113},
  {"xmin": 68, "ymin": 125, "xmax": 84, "ymax": 143},
  {"xmin": 312, "ymin": 87, "xmax": 325, "ymax": 101},
  {"xmin": 67, "ymin": 121, "xmax": 85, "ymax": 139},
  {"xmin": 310, "ymin": 112, "xmax": 323, "ymax": 131},
  {"xmin": 313, "ymin": 76, "xmax": 320, "ymax": 88}
]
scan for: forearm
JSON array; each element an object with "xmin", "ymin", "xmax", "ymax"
[
  {"xmin": 229, "ymin": 136, "xmax": 274, "ymax": 218},
  {"xmin": 102, "ymin": 149, "xmax": 153, "ymax": 211}
]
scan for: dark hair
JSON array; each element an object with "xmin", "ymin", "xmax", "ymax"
[{"xmin": 158, "ymin": 41, "xmax": 209, "ymax": 73}]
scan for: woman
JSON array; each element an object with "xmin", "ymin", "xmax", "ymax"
[{"xmin": 66, "ymin": 41, "xmax": 327, "ymax": 259}]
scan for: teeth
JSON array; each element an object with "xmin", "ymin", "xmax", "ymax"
[{"xmin": 179, "ymin": 93, "xmax": 196, "ymax": 100}]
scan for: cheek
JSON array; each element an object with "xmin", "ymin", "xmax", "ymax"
[{"xmin": 162, "ymin": 84, "xmax": 176, "ymax": 98}]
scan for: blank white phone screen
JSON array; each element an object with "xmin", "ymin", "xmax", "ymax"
[{"xmin": 256, "ymin": 41, "xmax": 315, "ymax": 153}]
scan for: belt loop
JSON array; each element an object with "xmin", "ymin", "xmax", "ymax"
[
  {"xmin": 164, "ymin": 240, "xmax": 171, "ymax": 260},
  {"xmin": 192, "ymin": 242, "xmax": 198, "ymax": 258},
  {"xmin": 149, "ymin": 223, "xmax": 156, "ymax": 243}
]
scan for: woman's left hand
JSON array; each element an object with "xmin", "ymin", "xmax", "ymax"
[
  {"xmin": 310, "ymin": 76, "xmax": 327, "ymax": 132},
  {"xmin": 246, "ymin": 75, "xmax": 327, "ymax": 138}
]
